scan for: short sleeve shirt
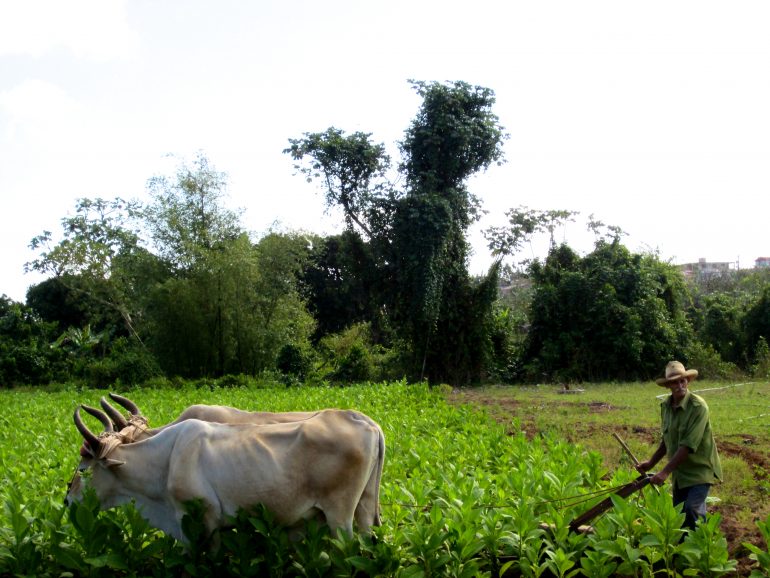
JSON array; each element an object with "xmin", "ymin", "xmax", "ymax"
[{"xmin": 660, "ymin": 391, "xmax": 722, "ymax": 488}]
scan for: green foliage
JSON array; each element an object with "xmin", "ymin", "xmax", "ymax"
[
  {"xmin": 522, "ymin": 241, "xmax": 691, "ymax": 382},
  {"xmin": 400, "ymin": 80, "xmax": 507, "ymax": 192},
  {"xmin": 679, "ymin": 514, "xmax": 737, "ymax": 576},
  {"xmin": 144, "ymin": 152, "xmax": 242, "ymax": 271},
  {"xmin": 276, "ymin": 343, "xmax": 312, "ymax": 384},
  {"xmin": 301, "ymin": 231, "xmax": 385, "ymax": 340},
  {"xmin": 484, "ymin": 205, "xmax": 579, "ymax": 262},
  {"xmin": 752, "ymin": 336, "xmax": 770, "ymax": 378},
  {"xmin": 284, "ymin": 128, "xmax": 391, "ymax": 238},
  {"xmin": 0, "ymin": 296, "xmax": 62, "ymax": 386},
  {"xmin": 743, "ymin": 513, "xmax": 770, "ymax": 577},
  {"xmin": 146, "ymin": 232, "xmax": 315, "ymax": 378},
  {"xmin": 743, "ymin": 287, "xmax": 770, "ymax": 366},
  {"xmin": 287, "ymin": 81, "xmax": 506, "ymax": 385},
  {"xmin": 699, "ymin": 293, "xmax": 744, "ymax": 364},
  {"xmin": 316, "ymin": 323, "xmax": 396, "ymax": 383},
  {"xmin": 683, "ymin": 341, "xmax": 742, "ymax": 381}
]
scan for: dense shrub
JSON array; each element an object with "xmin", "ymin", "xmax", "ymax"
[
  {"xmin": 0, "ymin": 296, "xmax": 63, "ymax": 386},
  {"xmin": 276, "ymin": 343, "xmax": 313, "ymax": 380},
  {"xmin": 316, "ymin": 323, "xmax": 397, "ymax": 383},
  {"xmin": 521, "ymin": 243, "xmax": 690, "ymax": 382},
  {"xmin": 683, "ymin": 342, "xmax": 742, "ymax": 381}
]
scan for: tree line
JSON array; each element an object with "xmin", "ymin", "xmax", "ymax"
[{"xmin": 2, "ymin": 81, "xmax": 769, "ymax": 387}]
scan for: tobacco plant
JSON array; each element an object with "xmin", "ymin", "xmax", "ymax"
[{"xmin": 743, "ymin": 513, "xmax": 770, "ymax": 577}]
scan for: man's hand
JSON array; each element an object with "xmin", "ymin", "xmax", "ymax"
[
  {"xmin": 635, "ymin": 460, "xmax": 653, "ymax": 474},
  {"xmin": 650, "ymin": 470, "xmax": 669, "ymax": 486}
]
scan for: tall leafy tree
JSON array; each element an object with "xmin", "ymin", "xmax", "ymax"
[
  {"xmin": 142, "ymin": 155, "xmax": 315, "ymax": 377},
  {"xmin": 144, "ymin": 152, "xmax": 242, "ymax": 272},
  {"xmin": 285, "ymin": 129, "xmax": 392, "ymax": 238},
  {"xmin": 26, "ymin": 197, "xmax": 148, "ymax": 341},
  {"xmin": 287, "ymin": 81, "xmax": 507, "ymax": 383},
  {"xmin": 387, "ymin": 81, "xmax": 506, "ymax": 382}
]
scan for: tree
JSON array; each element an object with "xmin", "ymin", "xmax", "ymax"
[
  {"xmin": 0, "ymin": 296, "xmax": 62, "ymax": 386},
  {"xmin": 522, "ymin": 241, "xmax": 691, "ymax": 382},
  {"xmin": 300, "ymin": 231, "xmax": 383, "ymax": 340},
  {"xmin": 144, "ymin": 152, "xmax": 242, "ymax": 271},
  {"xmin": 24, "ymin": 153, "xmax": 316, "ymax": 382},
  {"xmin": 26, "ymin": 276, "xmax": 94, "ymax": 331},
  {"xmin": 391, "ymin": 81, "xmax": 507, "ymax": 382},
  {"xmin": 743, "ymin": 287, "xmax": 770, "ymax": 365},
  {"xmin": 26, "ymin": 197, "xmax": 148, "ymax": 341},
  {"xmin": 484, "ymin": 205, "xmax": 579, "ymax": 265},
  {"xmin": 285, "ymin": 129, "xmax": 392, "ymax": 238},
  {"xmin": 287, "ymin": 81, "xmax": 508, "ymax": 384}
]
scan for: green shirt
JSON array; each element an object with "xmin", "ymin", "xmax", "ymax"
[{"xmin": 660, "ymin": 390, "xmax": 722, "ymax": 488}]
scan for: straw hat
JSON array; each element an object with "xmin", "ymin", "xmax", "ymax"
[{"xmin": 656, "ymin": 361, "xmax": 698, "ymax": 386}]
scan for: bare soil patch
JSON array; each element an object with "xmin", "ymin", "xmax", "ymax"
[{"xmin": 719, "ymin": 439, "xmax": 770, "ymax": 476}]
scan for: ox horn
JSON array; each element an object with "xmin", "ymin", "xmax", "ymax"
[
  {"xmin": 81, "ymin": 405, "xmax": 115, "ymax": 433},
  {"xmin": 74, "ymin": 406, "xmax": 103, "ymax": 454},
  {"xmin": 100, "ymin": 396, "xmax": 129, "ymax": 430},
  {"xmin": 108, "ymin": 392, "xmax": 142, "ymax": 416}
]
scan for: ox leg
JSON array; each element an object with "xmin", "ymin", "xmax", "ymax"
[
  {"xmin": 354, "ymin": 431, "xmax": 384, "ymax": 531},
  {"xmin": 322, "ymin": 501, "xmax": 356, "ymax": 538},
  {"xmin": 354, "ymin": 487, "xmax": 377, "ymax": 531}
]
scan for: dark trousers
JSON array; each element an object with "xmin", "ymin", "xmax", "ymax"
[{"xmin": 673, "ymin": 483, "xmax": 711, "ymax": 530}]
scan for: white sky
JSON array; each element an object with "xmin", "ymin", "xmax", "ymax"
[{"xmin": 2, "ymin": 0, "xmax": 769, "ymax": 302}]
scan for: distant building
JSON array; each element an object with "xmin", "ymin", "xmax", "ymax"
[
  {"xmin": 678, "ymin": 258, "xmax": 737, "ymax": 280},
  {"xmin": 755, "ymin": 257, "xmax": 770, "ymax": 269}
]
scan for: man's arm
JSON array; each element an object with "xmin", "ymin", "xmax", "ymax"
[
  {"xmin": 636, "ymin": 440, "xmax": 666, "ymax": 474},
  {"xmin": 649, "ymin": 446, "xmax": 690, "ymax": 486}
]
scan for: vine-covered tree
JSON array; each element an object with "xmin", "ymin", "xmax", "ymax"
[{"xmin": 287, "ymin": 81, "xmax": 507, "ymax": 384}]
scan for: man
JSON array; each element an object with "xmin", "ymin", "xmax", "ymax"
[{"xmin": 635, "ymin": 361, "xmax": 722, "ymax": 530}]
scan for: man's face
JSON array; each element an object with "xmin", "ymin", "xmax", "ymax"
[{"xmin": 667, "ymin": 377, "xmax": 689, "ymax": 401}]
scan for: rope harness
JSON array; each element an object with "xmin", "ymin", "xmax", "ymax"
[{"xmin": 65, "ymin": 416, "xmax": 151, "ymax": 501}]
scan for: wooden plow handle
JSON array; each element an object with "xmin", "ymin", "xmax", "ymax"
[{"xmin": 568, "ymin": 474, "xmax": 652, "ymax": 533}]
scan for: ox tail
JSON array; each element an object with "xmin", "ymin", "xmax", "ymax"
[{"xmin": 371, "ymin": 424, "xmax": 385, "ymax": 526}]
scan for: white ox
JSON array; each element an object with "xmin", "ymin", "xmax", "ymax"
[
  {"xmin": 96, "ymin": 394, "xmax": 384, "ymax": 528},
  {"xmin": 67, "ymin": 405, "xmax": 384, "ymax": 542},
  {"xmin": 99, "ymin": 393, "xmax": 324, "ymax": 439}
]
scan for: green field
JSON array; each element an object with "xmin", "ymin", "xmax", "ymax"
[{"xmin": 1, "ymin": 381, "xmax": 768, "ymax": 576}]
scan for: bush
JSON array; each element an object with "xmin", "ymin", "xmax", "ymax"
[
  {"xmin": 316, "ymin": 323, "xmax": 395, "ymax": 383},
  {"xmin": 214, "ymin": 374, "xmax": 253, "ymax": 388},
  {"xmin": 84, "ymin": 337, "xmax": 162, "ymax": 388},
  {"xmin": 276, "ymin": 343, "xmax": 312, "ymax": 380},
  {"xmin": 751, "ymin": 336, "xmax": 770, "ymax": 379},
  {"xmin": 683, "ymin": 342, "xmax": 742, "ymax": 381}
]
